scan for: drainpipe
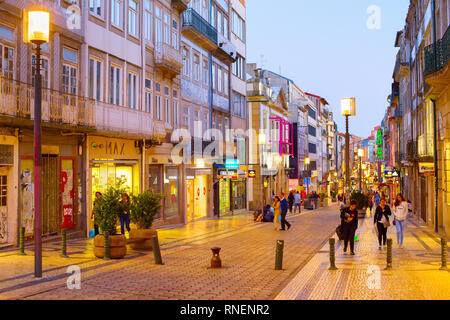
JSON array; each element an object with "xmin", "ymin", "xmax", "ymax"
[
  {"xmin": 16, "ymin": 128, "xmax": 21, "ymax": 247},
  {"xmin": 431, "ymin": 0, "xmax": 439, "ymax": 234}
]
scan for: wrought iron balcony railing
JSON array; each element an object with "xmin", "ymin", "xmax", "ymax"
[
  {"xmin": 182, "ymin": 8, "xmax": 218, "ymax": 50},
  {"xmin": 0, "ymin": 76, "xmax": 95, "ymax": 127},
  {"xmin": 424, "ymin": 25, "xmax": 449, "ymax": 77}
]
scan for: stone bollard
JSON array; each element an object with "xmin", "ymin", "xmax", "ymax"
[
  {"xmin": 19, "ymin": 226, "xmax": 26, "ymax": 256},
  {"xmin": 104, "ymin": 231, "xmax": 111, "ymax": 261},
  {"xmin": 275, "ymin": 240, "xmax": 284, "ymax": 270},
  {"xmin": 385, "ymin": 239, "xmax": 393, "ymax": 270},
  {"xmin": 328, "ymin": 238, "xmax": 338, "ymax": 270},
  {"xmin": 210, "ymin": 247, "xmax": 222, "ymax": 269},
  {"xmin": 440, "ymin": 237, "xmax": 448, "ymax": 271},
  {"xmin": 61, "ymin": 228, "xmax": 69, "ymax": 258},
  {"xmin": 151, "ymin": 235, "xmax": 163, "ymax": 265}
]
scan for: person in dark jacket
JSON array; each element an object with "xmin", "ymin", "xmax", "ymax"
[
  {"xmin": 279, "ymin": 192, "xmax": 291, "ymax": 231},
  {"xmin": 374, "ymin": 198, "xmax": 392, "ymax": 249},
  {"xmin": 340, "ymin": 200, "xmax": 359, "ymax": 255},
  {"xmin": 288, "ymin": 191, "xmax": 295, "ymax": 213},
  {"xmin": 119, "ymin": 193, "xmax": 131, "ymax": 236}
]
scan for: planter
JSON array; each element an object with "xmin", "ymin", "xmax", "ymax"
[
  {"xmin": 94, "ymin": 234, "xmax": 127, "ymax": 259},
  {"xmin": 129, "ymin": 229, "xmax": 157, "ymax": 250}
]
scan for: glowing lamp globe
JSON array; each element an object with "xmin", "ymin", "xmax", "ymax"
[
  {"xmin": 27, "ymin": 11, "xmax": 50, "ymax": 44},
  {"xmin": 340, "ymin": 98, "xmax": 356, "ymax": 116}
]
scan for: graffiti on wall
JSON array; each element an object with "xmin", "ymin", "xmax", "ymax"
[
  {"xmin": 0, "ymin": 208, "xmax": 6, "ymax": 243},
  {"xmin": 21, "ymin": 170, "xmax": 34, "ymax": 235},
  {"xmin": 61, "ymin": 166, "xmax": 74, "ymax": 229}
]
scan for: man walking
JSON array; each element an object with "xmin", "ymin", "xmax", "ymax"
[
  {"xmin": 294, "ymin": 191, "xmax": 301, "ymax": 214},
  {"xmin": 340, "ymin": 200, "xmax": 359, "ymax": 255},
  {"xmin": 279, "ymin": 192, "xmax": 291, "ymax": 231}
]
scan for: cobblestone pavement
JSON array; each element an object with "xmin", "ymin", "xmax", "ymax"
[
  {"xmin": 276, "ymin": 213, "xmax": 450, "ymax": 300},
  {"xmin": 0, "ymin": 205, "xmax": 340, "ymax": 300}
]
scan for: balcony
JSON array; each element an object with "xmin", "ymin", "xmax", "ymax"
[
  {"xmin": 407, "ymin": 140, "xmax": 417, "ymax": 161},
  {"xmin": 171, "ymin": 0, "xmax": 189, "ymax": 12},
  {"xmin": 394, "ymin": 104, "xmax": 403, "ymax": 119},
  {"xmin": 417, "ymin": 134, "xmax": 434, "ymax": 161},
  {"xmin": 212, "ymin": 33, "xmax": 237, "ymax": 65},
  {"xmin": 154, "ymin": 42, "xmax": 183, "ymax": 79},
  {"xmin": 0, "ymin": 77, "xmax": 95, "ymax": 128},
  {"xmin": 182, "ymin": 8, "xmax": 218, "ymax": 51},
  {"xmin": 424, "ymin": 26, "xmax": 449, "ymax": 97},
  {"xmin": 247, "ymin": 81, "xmax": 272, "ymax": 100}
]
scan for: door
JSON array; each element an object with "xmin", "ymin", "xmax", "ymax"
[
  {"xmin": 187, "ymin": 180, "xmax": 194, "ymax": 222},
  {"xmin": 420, "ymin": 176, "xmax": 427, "ymax": 222},
  {"xmin": 194, "ymin": 175, "xmax": 207, "ymax": 219},
  {"xmin": 0, "ymin": 170, "xmax": 8, "ymax": 244},
  {"xmin": 42, "ymin": 155, "xmax": 60, "ymax": 235}
]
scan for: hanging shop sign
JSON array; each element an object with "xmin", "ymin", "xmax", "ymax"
[
  {"xmin": 419, "ymin": 162, "xmax": 435, "ymax": 173},
  {"xmin": 376, "ymin": 129, "xmax": 383, "ymax": 160},
  {"xmin": 218, "ymin": 170, "xmax": 238, "ymax": 179},
  {"xmin": 248, "ymin": 170, "xmax": 256, "ymax": 178},
  {"xmin": 225, "ymin": 159, "xmax": 240, "ymax": 170}
]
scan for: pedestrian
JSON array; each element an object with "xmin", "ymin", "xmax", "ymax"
[
  {"xmin": 374, "ymin": 192, "xmax": 381, "ymax": 207},
  {"xmin": 120, "ymin": 193, "xmax": 131, "ymax": 236},
  {"xmin": 337, "ymin": 193, "xmax": 343, "ymax": 206},
  {"xmin": 294, "ymin": 191, "xmax": 302, "ymax": 214},
  {"xmin": 288, "ymin": 191, "xmax": 295, "ymax": 213},
  {"xmin": 279, "ymin": 192, "xmax": 292, "ymax": 231},
  {"xmin": 374, "ymin": 198, "xmax": 392, "ymax": 250},
  {"xmin": 272, "ymin": 196, "xmax": 281, "ymax": 231},
  {"xmin": 393, "ymin": 193, "xmax": 408, "ymax": 247},
  {"xmin": 340, "ymin": 200, "xmax": 359, "ymax": 255},
  {"xmin": 91, "ymin": 192, "xmax": 102, "ymax": 236}
]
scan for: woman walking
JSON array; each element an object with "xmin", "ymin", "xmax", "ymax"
[
  {"xmin": 393, "ymin": 193, "xmax": 408, "ymax": 247},
  {"xmin": 272, "ymin": 196, "xmax": 281, "ymax": 231},
  {"xmin": 120, "ymin": 193, "xmax": 131, "ymax": 236},
  {"xmin": 374, "ymin": 198, "xmax": 391, "ymax": 250}
]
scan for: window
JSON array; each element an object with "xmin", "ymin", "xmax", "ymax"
[
  {"xmin": 201, "ymin": 0, "xmax": 208, "ymax": 20},
  {"xmin": 172, "ymin": 19, "xmax": 178, "ymax": 50},
  {"xmin": 63, "ymin": 48, "xmax": 77, "ymax": 64},
  {"xmin": 308, "ymin": 143, "xmax": 317, "ymax": 154},
  {"xmin": 217, "ymin": 10, "xmax": 223, "ymax": 35},
  {"xmin": 127, "ymin": 72, "xmax": 137, "ymax": 109},
  {"xmin": 232, "ymin": 55, "xmax": 244, "ymax": 79},
  {"xmin": 212, "ymin": 64, "xmax": 216, "ymax": 90},
  {"xmin": 217, "ymin": 67, "xmax": 222, "ymax": 93},
  {"xmin": 111, "ymin": 0, "xmax": 123, "ymax": 28},
  {"xmin": 173, "ymin": 101, "xmax": 178, "ymax": 125},
  {"xmin": 155, "ymin": 82, "xmax": 161, "ymax": 93},
  {"xmin": 128, "ymin": 0, "xmax": 138, "ymax": 37},
  {"xmin": 232, "ymin": 92, "xmax": 245, "ymax": 118},
  {"xmin": 0, "ymin": 44, "xmax": 13, "ymax": 79},
  {"xmin": 145, "ymin": 91, "xmax": 152, "ymax": 113},
  {"xmin": 155, "ymin": 6, "xmax": 162, "ymax": 44},
  {"xmin": 223, "ymin": 70, "xmax": 229, "ymax": 96},
  {"xmin": 193, "ymin": 54, "xmax": 200, "ymax": 81},
  {"xmin": 110, "ymin": 65, "xmax": 121, "ymax": 105},
  {"xmin": 308, "ymin": 108, "xmax": 316, "ymax": 120},
  {"xmin": 164, "ymin": 86, "xmax": 169, "ymax": 96},
  {"xmin": 202, "ymin": 58, "xmax": 209, "ymax": 85},
  {"xmin": 164, "ymin": 13, "xmax": 170, "ymax": 45},
  {"xmin": 165, "ymin": 98, "xmax": 170, "ymax": 123},
  {"xmin": 88, "ymin": 57, "xmax": 102, "ymax": 101},
  {"xmin": 308, "ymin": 125, "xmax": 316, "ymax": 137},
  {"xmin": 183, "ymin": 106, "xmax": 189, "ymax": 126},
  {"xmin": 89, "ymin": 0, "xmax": 103, "ymax": 17},
  {"xmin": 62, "ymin": 64, "xmax": 77, "ymax": 95},
  {"xmin": 173, "ymin": 90, "xmax": 178, "ymax": 98},
  {"xmin": 155, "ymin": 95, "xmax": 162, "ymax": 120},
  {"xmin": 232, "ymin": 10, "xmax": 244, "ymax": 40},
  {"xmin": 32, "ymin": 55, "xmax": 49, "ymax": 89},
  {"xmin": 144, "ymin": 0, "xmax": 152, "ymax": 41},
  {"xmin": 182, "ymin": 48, "xmax": 189, "ymax": 76}
]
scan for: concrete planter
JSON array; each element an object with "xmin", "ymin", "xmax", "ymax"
[
  {"xmin": 129, "ymin": 229, "xmax": 157, "ymax": 250},
  {"xmin": 94, "ymin": 234, "xmax": 127, "ymax": 259}
]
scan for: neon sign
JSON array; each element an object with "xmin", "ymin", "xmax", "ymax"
[{"xmin": 376, "ymin": 129, "xmax": 383, "ymax": 160}]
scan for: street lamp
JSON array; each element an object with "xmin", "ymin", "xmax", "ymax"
[
  {"xmin": 25, "ymin": 10, "xmax": 50, "ymax": 278},
  {"xmin": 341, "ymin": 98, "xmax": 356, "ymax": 204},
  {"xmin": 305, "ymin": 156, "xmax": 310, "ymax": 195},
  {"xmin": 358, "ymin": 149, "xmax": 364, "ymax": 191}
]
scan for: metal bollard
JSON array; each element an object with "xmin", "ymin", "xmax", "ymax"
[
  {"xmin": 328, "ymin": 238, "xmax": 338, "ymax": 270},
  {"xmin": 103, "ymin": 231, "xmax": 111, "ymax": 260},
  {"xmin": 440, "ymin": 237, "xmax": 448, "ymax": 271},
  {"xmin": 275, "ymin": 240, "xmax": 284, "ymax": 270},
  {"xmin": 61, "ymin": 229, "xmax": 69, "ymax": 258},
  {"xmin": 210, "ymin": 247, "xmax": 222, "ymax": 268},
  {"xmin": 385, "ymin": 239, "xmax": 393, "ymax": 270},
  {"xmin": 19, "ymin": 226, "xmax": 26, "ymax": 255},
  {"xmin": 151, "ymin": 235, "xmax": 163, "ymax": 265}
]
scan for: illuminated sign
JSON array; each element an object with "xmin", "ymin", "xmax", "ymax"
[
  {"xmin": 248, "ymin": 170, "xmax": 256, "ymax": 178},
  {"xmin": 419, "ymin": 163, "xmax": 435, "ymax": 173},
  {"xmin": 376, "ymin": 129, "xmax": 383, "ymax": 160},
  {"xmin": 225, "ymin": 159, "xmax": 240, "ymax": 170}
]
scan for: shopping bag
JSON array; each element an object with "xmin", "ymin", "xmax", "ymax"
[
  {"xmin": 366, "ymin": 207, "xmax": 371, "ymax": 218},
  {"xmin": 354, "ymin": 235, "xmax": 360, "ymax": 242}
]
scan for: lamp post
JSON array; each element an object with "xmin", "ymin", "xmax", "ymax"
[
  {"xmin": 358, "ymin": 149, "xmax": 364, "ymax": 191},
  {"xmin": 305, "ymin": 157, "xmax": 310, "ymax": 195},
  {"xmin": 341, "ymin": 98, "xmax": 356, "ymax": 204},
  {"xmin": 25, "ymin": 10, "xmax": 50, "ymax": 278},
  {"xmin": 258, "ymin": 132, "xmax": 266, "ymax": 209}
]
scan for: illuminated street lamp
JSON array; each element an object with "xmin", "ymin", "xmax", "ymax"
[
  {"xmin": 341, "ymin": 98, "xmax": 356, "ymax": 203},
  {"xmin": 24, "ymin": 10, "xmax": 50, "ymax": 278}
]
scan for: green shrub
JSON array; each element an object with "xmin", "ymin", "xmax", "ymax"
[
  {"xmin": 130, "ymin": 191, "xmax": 163, "ymax": 229},
  {"xmin": 93, "ymin": 183, "xmax": 127, "ymax": 235},
  {"xmin": 350, "ymin": 191, "xmax": 368, "ymax": 210}
]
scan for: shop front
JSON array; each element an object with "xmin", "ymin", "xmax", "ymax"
[
  {"xmin": 186, "ymin": 167, "xmax": 211, "ymax": 222},
  {"xmin": 87, "ymin": 136, "xmax": 141, "ymax": 234}
]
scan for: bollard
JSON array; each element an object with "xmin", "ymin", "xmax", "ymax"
[
  {"xmin": 440, "ymin": 237, "xmax": 448, "ymax": 271},
  {"xmin": 210, "ymin": 247, "xmax": 222, "ymax": 268},
  {"xmin": 275, "ymin": 240, "xmax": 284, "ymax": 270},
  {"xmin": 104, "ymin": 231, "xmax": 111, "ymax": 260},
  {"xmin": 385, "ymin": 239, "xmax": 393, "ymax": 270},
  {"xmin": 61, "ymin": 229, "xmax": 69, "ymax": 258},
  {"xmin": 328, "ymin": 238, "xmax": 338, "ymax": 270},
  {"xmin": 151, "ymin": 235, "xmax": 163, "ymax": 265},
  {"xmin": 19, "ymin": 226, "xmax": 26, "ymax": 256}
]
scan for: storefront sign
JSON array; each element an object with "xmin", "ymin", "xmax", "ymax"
[
  {"xmin": 89, "ymin": 137, "xmax": 139, "ymax": 159},
  {"xmin": 225, "ymin": 159, "xmax": 239, "ymax": 170},
  {"xmin": 419, "ymin": 162, "xmax": 435, "ymax": 173},
  {"xmin": 218, "ymin": 170, "xmax": 238, "ymax": 179},
  {"xmin": 376, "ymin": 129, "xmax": 383, "ymax": 160},
  {"xmin": 248, "ymin": 170, "xmax": 256, "ymax": 178}
]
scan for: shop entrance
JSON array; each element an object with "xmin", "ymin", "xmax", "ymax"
[
  {"xmin": 42, "ymin": 155, "xmax": 60, "ymax": 236},
  {"xmin": 0, "ymin": 168, "xmax": 8, "ymax": 244},
  {"xmin": 186, "ymin": 175, "xmax": 208, "ymax": 221}
]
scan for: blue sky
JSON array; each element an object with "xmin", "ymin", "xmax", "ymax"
[{"xmin": 246, "ymin": 0, "xmax": 410, "ymax": 138}]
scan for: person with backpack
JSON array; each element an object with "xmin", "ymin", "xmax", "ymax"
[
  {"xmin": 340, "ymin": 200, "xmax": 359, "ymax": 255},
  {"xmin": 374, "ymin": 198, "xmax": 392, "ymax": 250}
]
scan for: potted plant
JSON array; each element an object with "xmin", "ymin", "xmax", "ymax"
[
  {"xmin": 330, "ymin": 191, "xmax": 338, "ymax": 202},
  {"xmin": 350, "ymin": 191, "xmax": 369, "ymax": 219},
  {"xmin": 319, "ymin": 192, "xmax": 327, "ymax": 207},
  {"xmin": 129, "ymin": 191, "xmax": 162, "ymax": 250},
  {"xmin": 93, "ymin": 184, "xmax": 127, "ymax": 259}
]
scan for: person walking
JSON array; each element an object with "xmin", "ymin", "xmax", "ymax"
[
  {"xmin": 272, "ymin": 196, "xmax": 281, "ymax": 231},
  {"xmin": 340, "ymin": 200, "xmax": 359, "ymax": 255},
  {"xmin": 119, "ymin": 193, "xmax": 131, "ymax": 236},
  {"xmin": 294, "ymin": 191, "xmax": 302, "ymax": 214},
  {"xmin": 91, "ymin": 192, "xmax": 102, "ymax": 236},
  {"xmin": 374, "ymin": 198, "xmax": 392, "ymax": 249},
  {"xmin": 279, "ymin": 192, "xmax": 292, "ymax": 231},
  {"xmin": 288, "ymin": 191, "xmax": 295, "ymax": 213},
  {"xmin": 393, "ymin": 193, "xmax": 408, "ymax": 247}
]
